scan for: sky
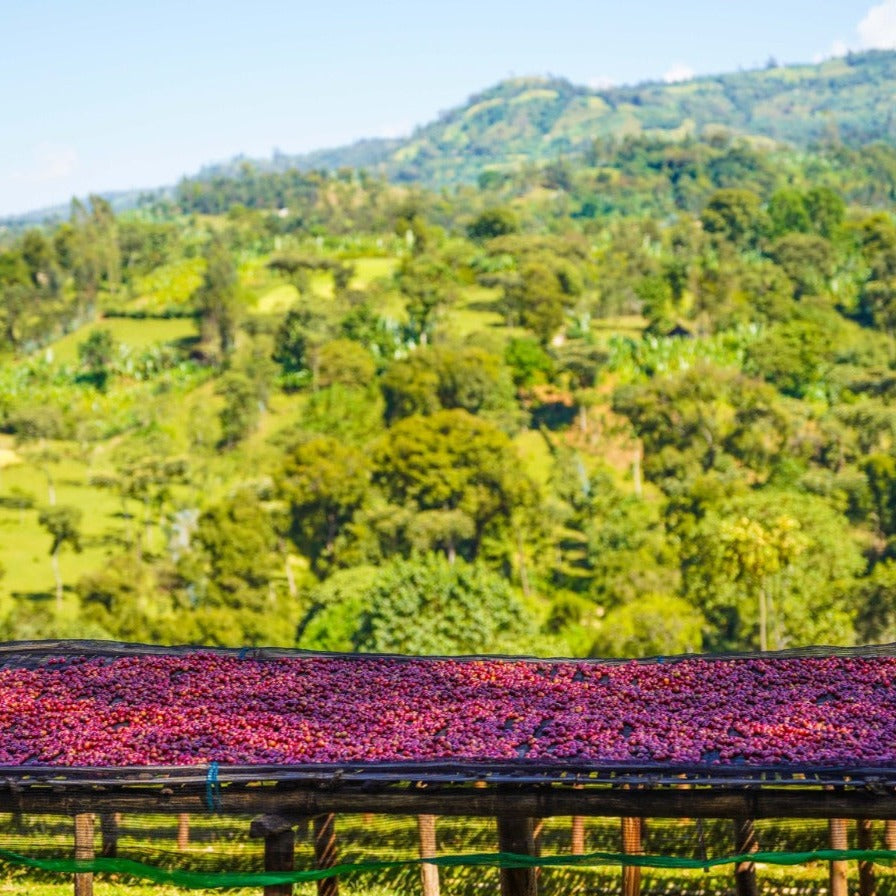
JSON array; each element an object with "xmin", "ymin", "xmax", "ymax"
[{"xmin": 2, "ymin": 0, "xmax": 895, "ymax": 218}]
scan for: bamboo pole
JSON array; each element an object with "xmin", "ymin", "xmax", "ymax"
[
  {"xmin": 828, "ymin": 818, "xmax": 848, "ymax": 896},
  {"xmin": 74, "ymin": 812, "xmax": 94, "ymax": 896},
  {"xmin": 418, "ymin": 814, "xmax": 440, "ymax": 896}
]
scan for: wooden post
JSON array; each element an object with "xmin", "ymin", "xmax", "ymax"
[
  {"xmin": 177, "ymin": 813, "xmax": 190, "ymax": 850},
  {"xmin": 732, "ymin": 817, "xmax": 758, "ymax": 896},
  {"xmin": 250, "ymin": 815, "xmax": 295, "ymax": 896},
  {"xmin": 74, "ymin": 812, "xmax": 94, "ymax": 896},
  {"xmin": 571, "ymin": 816, "xmax": 585, "ymax": 855},
  {"xmin": 497, "ymin": 815, "xmax": 537, "ymax": 896},
  {"xmin": 418, "ymin": 814, "xmax": 440, "ymax": 896},
  {"xmin": 886, "ymin": 820, "xmax": 896, "ymax": 851},
  {"xmin": 99, "ymin": 812, "xmax": 118, "ymax": 858},
  {"xmin": 621, "ymin": 817, "xmax": 642, "ymax": 896},
  {"xmin": 858, "ymin": 819, "xmax": 876, "ymax": 896},
  {"xmin": 314, "ymin": 814, "xmax": 339, "ymax": 896},
  {"xmin": 829, "ymin": 818, "xmax": 848, "ymax": 896}
]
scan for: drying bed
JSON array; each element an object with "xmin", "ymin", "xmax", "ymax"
[{"xmin": 1, "ymin": 643, "xmax": 896, "ymax": 778}]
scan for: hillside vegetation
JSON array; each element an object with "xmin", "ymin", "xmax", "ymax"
[
  {"xmin": 1, "ymin": 123, "xmax": 896, "ymax": 658},
  {"xmin": 192, "ymin": 50, "xmax": 896, "ymax": 189}
]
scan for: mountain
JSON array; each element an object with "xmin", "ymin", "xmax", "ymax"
[{"xmin": 197, "ymin": 49, "xmax": 896, "ymax": 189}]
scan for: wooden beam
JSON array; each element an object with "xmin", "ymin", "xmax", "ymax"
[
  {"xmin": 0, "ymin": 773, "xmax": 895, "ymax": 819},
  {"xmin": 7, "ymin": 784, "xmax": 896, "ymax": 821},
  {"xmin": 74, "ymin": 813, "xmax": 94, "ymax": 896},
  {"xmin": 497, "ymin": 816, "xmax": 537, "ymax": 896},
  {"xmin": 250, "ymin": 815, "xmax": 295, "ymax": 896}
]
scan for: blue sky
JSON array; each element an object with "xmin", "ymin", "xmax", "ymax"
[{"xmin": 2, "ymin": 0, "xmax": 894, "ymax": 217}]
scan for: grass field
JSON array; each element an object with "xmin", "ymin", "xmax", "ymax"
[{"xmin": 47, "ymin": 318, "xmax": 197, "ymax": 365}]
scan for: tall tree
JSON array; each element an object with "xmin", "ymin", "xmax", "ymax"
[
  {"xmin": 193, "ymin": 236, "xmax": 242, "ymax": 358},
  {"xmin": 38, "ymin": 505, "xmax": 83, "ymax": 606}
]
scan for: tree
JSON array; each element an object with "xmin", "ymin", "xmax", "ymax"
[
  {"xmin": 301, "ymin": 553, "xmax": 535, "ymax": 655},
  {"xmin": 217, "ymin": 372, "xmax": 260, "ymax": 448},
  {"xmin": 501, "ymin": 259, "xmax": 569, "ymax": 345},
  {"xmin": 700, "ymin": 188, "xmax": 764, "ymax": 250},
  {"xmin": 279, "ymin": 436, "xmax": 371, "ymax": 574},
  {"xmin": 683, "ymin": 491, "xmax": 863, "ymax": 650},
  {"xmin": 864, "ymin": 453, "xmax": 896, "ymax": 538},
  {"xmin": 768, "ymin": 232, "xmax": 835, "ymax": 298},
  {"xmin": 174, "ymin": 489, "xmax": 296, "ymax": 646},
  {"xmin": 38, "ymin": 505, "xmax": 82, "ymax": 606},
  {"xmin": 467, "ymin": 207, "xmax": 519, "ymax": 242},
  {"xmin": 766, "ymin": 189, "xmax": 811, "ymax": 238},
  {"xmin": 316, "ymin": 339, "xmax": 376, "ymax": 389},
  {"xmin": 713, "ymin": 514, "xmax": 807, "ymax": 652},
  {"xmin": 744, "ymin": 318, "xmax": 836, "ymax": 398},
  {"xmin": 395, "ymin": 253, "xmax": 457, "ymax": 344},
  {"xmin": 193, "ymin": 236, "xmax": 242, "ymax": 358},
  {"xmin": 77, "ymin": 327, "xmax": 115, "ymax": 389},
  {"xmin": 373, "ymin": 409, "xmax": 532, "ymax": 561},
  {"xmin": 590, "ymin": 595, "xmax": 705, "ymax": 658}
]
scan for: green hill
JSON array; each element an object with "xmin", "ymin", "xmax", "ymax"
[{"xmin": 198, "ymin": 50, "xmax": 896, "ymax": 189}]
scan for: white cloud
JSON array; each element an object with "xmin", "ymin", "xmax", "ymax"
[
  {"xmin": 858, "ymin": 0, "xmax": 896, "ymax": 49},
  {"xmin": 587, "ymin": 76, "xmax": 615, "ymax": 90},
  {"xmin": 663, "ymin": 64, "xmax": 695, "ymax": 84},
  {"xmin": 814, "ymin": 39, "xmax": 849, "ymax": 63}
]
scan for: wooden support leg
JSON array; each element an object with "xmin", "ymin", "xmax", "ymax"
[
  {"xmin": 177, "ymin": 813, "xmax": 190, "ymax": 850},
  {"xmin": 858, "ymin": 819, "xmax": 877, "ymax": 896},
  {"xmin": 99, "ymin": 812, "xmax": 118, "ymax": 858},
  {"xmin": 886, "ymin": 820, "xmax": 896, "ymax": 851},
  {"xmin": 250, "ymin": 815, "xmax": 295, "ymax": 896},
  {"xmin": 418, "ymin": 814, "xmax": 440, "ymax": 896},
  {"xmin": 732, "ymin": 817, "xmax": 758, "ymax": 896},
  {"xmin": 829, "ymin": 818, "xmax": 848, "ymax": 896},
  {"xmin": 314, "ymin": 814, "xmax": 339, "ymax": 896},
  {"xmin": 621, "ymin": 817, "xmax": 642, "ymax": 896},
  {"xmin": 571, "ymin": 816, "xmax": 585, "ymax": 855},
  {"xmin": 497, "ymin": 816, "xmax": 537, "ymax": 896},
  {"xmin": 74, "ymin": 812, "xmax": 94, "ymax": 896}
]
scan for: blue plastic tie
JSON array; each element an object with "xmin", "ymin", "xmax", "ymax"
[
  {"xmin": 238, "ymin": 647, "xmax": 249, "ymax": 660},
  {"xmin": 205, "ymin": 761, "xmax": 221, "ymax": 811}
]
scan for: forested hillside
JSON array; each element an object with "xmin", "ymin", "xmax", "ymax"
[
  {"xmin": 192, "ymin": 50, "xmax": 896, "ymax": 188},
  {"xmin": 1, "ymin": 129, "xmax": 896, "ymax": 658}
]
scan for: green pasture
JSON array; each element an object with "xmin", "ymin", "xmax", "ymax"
[
  {"xmin": 46, "ymin": 318, "xmax": 197, "ymax": 365},
  {"xmin": 0, "ymin": 443, "xmax": 129, "ymax": 600}
]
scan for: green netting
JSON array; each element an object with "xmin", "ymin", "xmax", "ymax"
[{"xmin": 3, "ymin": 813, "xmax": 896, "ymax": 891}]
